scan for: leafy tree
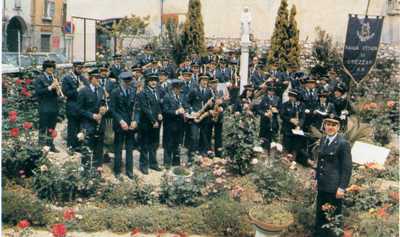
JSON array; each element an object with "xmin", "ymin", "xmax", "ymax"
[
  {"xmin": 310, "ymin": 27, "xmax": 342, "ymax": 76},
  {"xmin": 267, "ymin": 0, "xmax": 290, "ymax": 71},
  {"xmin": 181, "ymin": 0, "xmax": 206, "ymax": 56},
  {"xmin": 97, "ymin": 14, "xmax": 150, "ymax": 53},
  {"xmin": 287, "ymin": 5, "xmax": 300, "ymax": 70},
  {"xmin": 166, "ymin": 19, "xmax": 185, "ymax": 64}
]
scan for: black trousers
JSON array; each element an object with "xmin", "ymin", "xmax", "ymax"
[
  {"xmin": 208, "ymin": 121, "xmax": 223, "ymax": 157},
  {"xmin": 188, "ymin": 123, "xmax": 200, "ymax": 160},
  {"xmin": 199, "ymin": 121, "xmax": 211, "ymax": 155},
  {"xmin": 114, "ymin": 130, "xmax": 136, "ymax": 175},
  {"xmin": 39, "ymin": 111, "xmax": 58, "ymax": 148},
  {"xmin": 66, "ymin": 114, "xmax": 80, "ymax": 149},
  {"xmin": 139, "ymin": 127, "xmax": 159, "ymax": 169},
  {"xmin": 314, "ymin": 190, "xmax": 344, "ymax": 237},
  {"xmin": 86, "ymin": 130, "xmax": 105, "ymax": 168}
]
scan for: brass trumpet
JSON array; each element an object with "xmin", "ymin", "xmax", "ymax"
[{"xmin": 50, "ymin": 73, "xmax": 65, "ymax": 98}]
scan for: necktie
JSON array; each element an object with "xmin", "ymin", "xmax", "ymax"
[
  {"xmin": 95, "ymin": 87, "xmax": 98, "ymax": 97},
  {"xmin": 326, "ymin": 137, "xmax": 331, "ymax": 146}
]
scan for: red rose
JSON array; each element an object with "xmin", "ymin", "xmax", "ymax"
[
  {"xmin": 25, "ymin": 79, "xmax": 32, "ymax": 85},
  {"xmin": 21, "ymin": 87, "xmax": 31, "ymax": 97},
  {"xmin": 52, "ymin": 223, "xmax": 67, "ymax": 237},
  {"xmin": 17, "ymin": 219, "xmax": 30, "ymax": 229},
  {"xmin": 131, "ymin": 228, "xmax": 140, "ymax": 236},
  {"xmin": 51, "ymin": 129, "xmax": 58, "ymax": 139},
  {"xmin": 8, "ymin": 111, "xmax": 17, "ymax": 123},
  {"xmin": 9, "ymin": 111, "xmax": 17, "ymax": 117},
  {"xmin": 63, "ymin": 208, "xmax": 75, "ymax": 221},
  {"xmin": 23, "ymin": 122, "xmax": 33, "ymax": 130},
  {"xmin": 10, "ymin": 127, "xmax": 20, "ymax": 137},
  {"xmin": 16, "ymin": 79, "xmax": 22, "ymax": 85}
]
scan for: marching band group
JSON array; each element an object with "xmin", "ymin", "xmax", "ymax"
[{"xmin": 34, "ymin": 46, "xmax": 352, "ymax": 178}]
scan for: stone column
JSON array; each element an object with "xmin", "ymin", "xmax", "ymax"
[{"xmin": 239, "ymin": 41, "xmax": 250, "ymax": 93}]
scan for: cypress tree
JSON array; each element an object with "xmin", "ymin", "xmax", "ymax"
[
  {"xmin": 287, "ymin": 5, "xmax": 300, "ymax": 70},
  {"xmin": 267, "ymin": 0, "xmax": 290, "ymax": 72},
  {"xmin": 181, "ymin": 0, "xmax": 206, "ymax": 56}
]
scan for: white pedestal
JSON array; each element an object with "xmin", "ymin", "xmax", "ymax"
[
  {"xmin": 253, "ymin": 225, "xmax": 281, "ymax": 237},
  {"xmin": 239, "ymin": 41, "xmax": 251, "ymax": 94}
]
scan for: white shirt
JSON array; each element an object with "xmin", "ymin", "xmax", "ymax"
[{"xmin": 326, "ymin": 133, "xmax": 338, "ymax": 145}]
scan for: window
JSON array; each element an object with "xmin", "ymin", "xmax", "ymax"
[
  {"xmin": 387, "ymin": 0, "xmax": 400, "ymax": 15},
  {"xmin": 15, "ymin": 0, "xmax": 22, "ymax": 9},
  {"xmin": 41, "ymin": 34, "xmax": 51, "ymax": 52},
  {"xmin": 43, "ymin": 0, "xmax": 55, "ymax": 20}
]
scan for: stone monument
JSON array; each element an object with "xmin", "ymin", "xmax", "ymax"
[{"xmin": 239, "ymin": 7, "xmax": 252, "ymax": 93}]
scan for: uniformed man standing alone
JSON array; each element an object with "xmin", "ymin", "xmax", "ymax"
[{"xmin": 314, "ymin": 116, "xmax": 352, "ymax": 237}]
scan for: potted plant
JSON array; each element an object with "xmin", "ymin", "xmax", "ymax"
[
  {"xmin": 167, "ymin": 166, "xmax": 193, "ymax": 183},
  {"xmin": 249, "ymin": 204, "xmax": 294, "ymax": 237}
]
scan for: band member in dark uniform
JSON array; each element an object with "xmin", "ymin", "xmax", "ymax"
[
  {"xmin": 313, "ymin": 90, "xmax": 336, "ymax": 131},
  {"xmin": 280, "ymin": 90, "xmax": 306, "ymax": 162},
  {"xmin": 109, "ymin": 72, "xmax": 139, "ymax": 179},
  {"xmin": 162, "ymin": 79, "xmax": 186, "ymax": 168},
  {"xmin": 330, "ymin": 85, "xmax": 351, "ymax": 130},
  {"xmin": 184, "ymin": 74, "xmax": 213, "ymax": 160},
  {"xmin": 62, "ymin": 61, "xmax": 87, "ymax": 152},
  {"xmin": 138, "ymin": 74, "xmax": 163, "ymax": 174},
  {"xmin": 314, "ymin": 116, "xmax": 352, "ymax": 237},
  {"xmin": 257, "ymin": 85, "xmax": 281, "ymax": 153},
  {"xmin": 109, "ymin": 54, "xmax": 124, "ymax": 80},
  {"xmin": 77, "ymin": 71, "xmax": 108, "ymax": 167},
  {"xmin": 34, "ymin": 60, "xmax": 61, "ymax": 152},
  {"xmin": 206, "ymin": 79, "xmax": 226, "ymax": 157},
  {"xmin": 234, "ymin": 85, "xmax": 254, "ymax": 113},
  {"xmin": 302, "ymin": 77, "xmax": 319, "ymax": 132}
]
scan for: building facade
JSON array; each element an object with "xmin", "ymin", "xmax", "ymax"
[
  {"xmin": 69, "ymin": 0, "xmax": 400, "ymax": 45},
  {"xmin": 31, "ymin": 0, "xmax": 67, "ymax": 53},
  {"xmin": 2, "ymin": 0, "xmax": 67, "ymax": 53},
  {"xmin": 2, "ymin": 0, "xmax": 32, "ymax": 52}
]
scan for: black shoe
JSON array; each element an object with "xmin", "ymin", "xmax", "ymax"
[
  {"xmin": 140, "ymin": 167, "xmax": 149, "ymax": 175},
  {"xmin": 103, "ymin": 153, "xmax": 111, "ymax": 163},
  {"xmin": 150, "ymin": 165, "xmax": 162, "ymax": 172},
  {"xmin": 126, "ymin": 173, "xmax": 135, "ymax": 179},
  {"xmin": 50, "ymin": 147, "xmax": 60, "ymax": 153},
  {"xmin": 115, "ymin": 173, "xmax": 121, "ymax": 179}
]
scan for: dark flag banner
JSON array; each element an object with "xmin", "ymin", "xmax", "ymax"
[{"xmin": 343, "ymin": 14, "xmax": 384, "ymax": 83}]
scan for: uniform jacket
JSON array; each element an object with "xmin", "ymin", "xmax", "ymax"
[
  {"xmin": 317, "ymin": 134, "xmax": 352, "ymax": 193},
  {"xmin": 280, "ymin": 100, "xmax": 305, "ymax": 135},
  {"xmin": 109, "ymin": 85, "xmax": 140, "ymax": 132},
  {"xmin": 162, "ymin": 92, "xmax": 185, "ymax": 134},
  {"xmin": 62, "ymin": 73, "xmax": 88, "ymax": 116},
  {"xmin": 257, "ymin": 95, "xmax": 281, "ymax": 134},
  {"xmin": 137, "ymin": 86, "xmax": 162, "ymax": 130},
  {"xmin": 77, "ymin": 85, "xmax": 106, "ymax": 133},
  {"xmin": 109, "ymin": 64, "xmax": 124, "ymax": 79},
  {"xmin": 250, "ymin": 70, "xmax": 265, "ymax": 89},
  {"xmin": 184, "ymin": 85, "xmax": 213, "ymax": 113},
  {"xmin": 34, "ymin": 73, "xmax": 59, "ymax": 114},
  {"xmin": 215, "ymin": 67, "xmax": 231, "ymax": 83}
]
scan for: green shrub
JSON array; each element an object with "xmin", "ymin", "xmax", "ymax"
[
  {"xmin": 204, "ymin": 195, "xmax": 252, "ymax": 237},
  {"xmin": 252, "ymin": 160, "xmax": 297, "ymax": 203},
  {"xmin": 77, "ymin": 209, "xmax": 108, "ymax": 232},
  {"xmin": 160, "ymin": 174, "xmax": 202, "ymax": 207},
  {"xmin": 100, "ymin": 180, "xmax": 156, "ymax": 206},
  {"xmin": 224, "ymin": 112, "xmax": 259, "ymax": 175},
  {"xmin": 2, "ymin": 187, "xmax": 48, "ymax": 226},
  {"xmin": 32, "ymin": 158, "xmax": 102, "ymax": 203}
]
